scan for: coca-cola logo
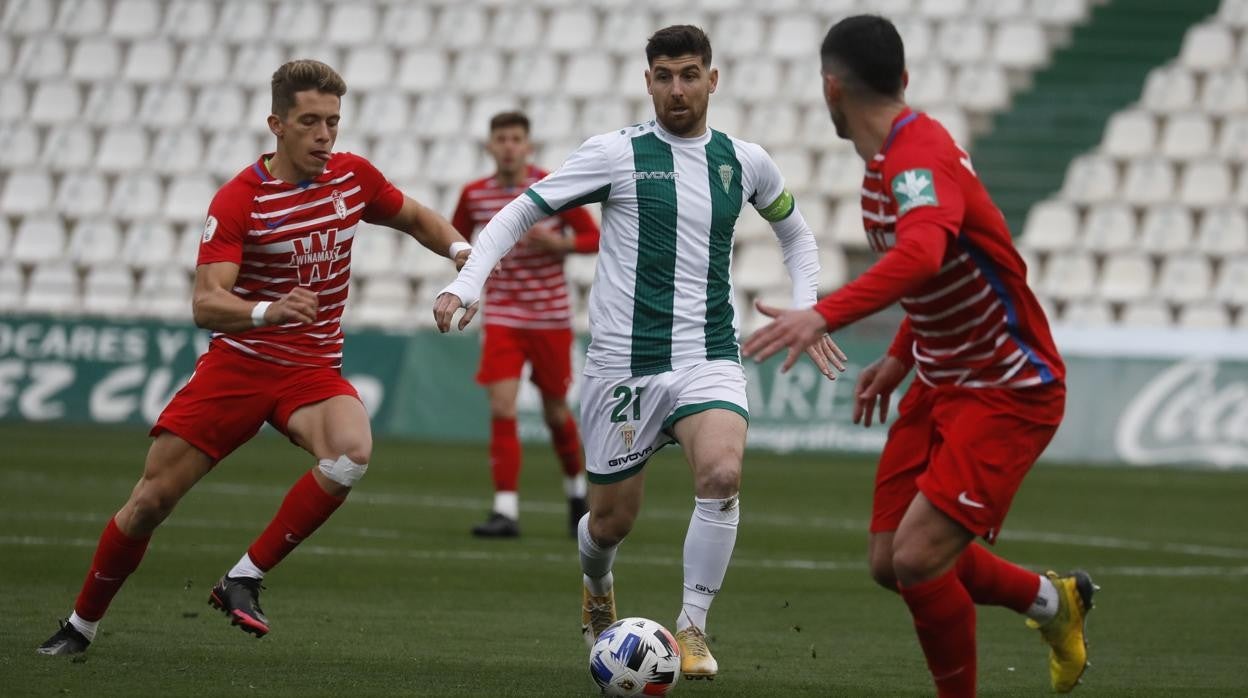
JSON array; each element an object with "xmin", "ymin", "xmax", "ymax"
[{"xmin": 1115, "ymin": 359, "xmax": 1248, "ymax": 467}]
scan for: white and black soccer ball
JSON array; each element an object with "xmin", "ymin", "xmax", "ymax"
[{"xmin": 588, "ymin": 617, "xmax": 682, "ymax": 696}]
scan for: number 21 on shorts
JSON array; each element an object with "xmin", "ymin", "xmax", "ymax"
[{"xmin": 610, "ymin": 386, "xmax": 644, "ymax": 423}]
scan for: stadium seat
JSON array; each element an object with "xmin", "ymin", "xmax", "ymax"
[
  {"xmin": 1157, "ymin": 255, "xmax": 1213, "ymax": 303},
  {"xmin": 136, "ymin": 84, "xmax": 192, "ymax": 128},
  {"xmin": 96, "ymin": 126, "xmax": 150, "ymax": 173},
  {"xmin": 1, "ymin": 171, "xmax": 53, "ymax": 216},
  {"xmin": 0, "ymin": 123, "xmax": 41, "ymax": 169},
  {"xmin": 13, "ymin": 36, "xmax": 67, "ymax": 80},
  {"xmin": 12, "ymin": 215, "xmax": 67, "ymax": 264},
  {"xmin": 82, "ymin": 265, "xmax": 136, "ymax": 317},
  {"xmin": 4, "ymin": 0, "xmax": 54, "ymax": 34},
  {"xmin": 1179, "ymin": 23, "xmax": 1235, "ymax": 71},
  {"xmin": 1101, "ymin": 111, "xmax": 1157, "ymax": 159},
  {"xmin": 1081, "ymin": 203, "xmax": 1137, "ymax": 253},
  {"xmin": 832, "ymin": 199, "xmax": 870, "ymax": 250},
  {"xmin": 714, "ymin": 13, "xmax": 764, "ymax": 62},
  {"xmin": 191, "ymin": 85, "xmax": 245, "ymax": 130},
  {"xmin": 1119, "ymin": 300, "xmax": 1172, "ymax": 328},
  {"xmin": 355, "ymin": 92, "xmax": 411, "ymax": 136},
  {"xmin": 1061, "ymin": 299, "xmax": 1114, "ymax": 328},
  {"xmin": 726, "ymin": 57, "xmax": 782, "ymax": 105},
  {"xmin": 1141, "ymin": 67, "xmax": 1197, "ymax": 113},
  {"xmin": 83, "ymin": 83, "xmax": 137, "ymax": 125},
  {"xmin": 342, "ymin": 46, "xmax": 395, "ymax": 92},
  {"xmin": 56, "ymin": 0, "xmax": 108, "ymax": 37},
  {"xmin": 380, "ymin": 3, "xmax": 433, "ymax": 46},
  {"xmin": 41, "ymin": 125, "xmax": 94, "ymax": 173},
  {"xmin": 108, "ymin": 174, "xmax": 164, "ymax": 220},
  {"xmin": 565, "ymin": 55, "xmax": 617, "ymax": 99},
  {"xmin": 1196, "ymin": 206, "xmax": 1248, "ymax": 256},
  {"xmin": 449, "ymin": 50, "xmax": 504, "ymax": 97},
  {"xmin": 424, "ymin": 138, "xmax": 484, "ymax": 186},
  {"xmin": 1060, "ymin": 155, "xmax": 1118, "ymax": 204},
  {"xmin": 1213, "ymin": 257, "xmax": 1248, "ymax": 306},
  {"xmin": 617, "ymin": 56, "xmax": 653, "ymax": 101},
  {"xmin": 1138, "ymin": 204, "xmax": 1194, "ymax": 254},
  {"xmin": 122, "ymin": 221, "xmax": 178, "ymax": 270},
  {"xmin": 123, "ymin": 38, "xmax": 176, "ymax": 83},
  {"xmin": 333, "ymin": 130, "xmax": 371, "ymax": 160},
  {"xmin": 1219, "ymin": 0, "xmax": 1248, "ymax": 28},
  {"xmin": 601, "ymin": 8, "xmax": 654, "ymax": 56},
  {"xmin": 214, "ymin": 0, "xmax": 269, "ymax": 43},
  {"xmin": 546, "ymin": 7, "xmax": 597, "ymax": 53},
  {"xmin": 434, "ymin": 6, "xmax": 487, "ymax": 51},
  {"xmin": 0, "ymin": 80, "xmax": 27, "ymax": 121},
  {"xmin": 744, "ymin": 104, "xmax": 800, "ymax": 147},
  {"xmin": 396, "ymin": 49, "xmax": 448, "ymax": 94},
  {"xmin": 164, "ymin": 176, "xmax": 216, "ymax": 222},
  {"xmin": 818, "ymin": 246, "xmax": 848, "ymax": 293},
  {"xmin": 993, "ymin": 20, "xmax": 1048, "ymax": 70},
  {"xmin": 1021, "ymin": 200, "xmax": 1079, "ymax": 251},
  {"xmin": 771, "ymin": 148, "xmax": 813, "ymax": 189},
  {"xmin": 66, "ymin": 220, "xmax": 124, "ymax": 267},
  {"xmin": 55, "ymin": 173, "xmax": 110, "ymax": 218},
  {"xmin": 817, "ymin": 151, "xmax": 867, "ymax": 198},
  {"xmin": 22, "ymin": 262, "xmax": 79, "ymax": 315},
  {"xmin": 0, "ymin": 213, "xmax": 9, "ymax": 257},
  {"xmin": 733, "ymin": 243, "xmax": 788, "ymax": 293},
  {"xmin": 351, "ymin": 225, "xmax": 401, "ymax": 278},
  {"xmin": 0, "ymin": 262, "xmax": 20, "ymax": 311},
  {"xmin": 526, "ymin": 98, "xmax": 578, "ymax": 144},
  {"xmin": 1121, "ymin": 158, "xmax": 1175, "ymax": 205},
  {"xmin": 1216, "ymin": 115, "xmax": 1248, "ymax": 161},
  {"xmin": 1033, "ymin": 0, "xmax": 1089, "ymax": 25},
  {"xmin": 355, "ymin": 277, "xmax": 415, "ymax": 328},
  {"xmin": 30, "ymin": 81, "xmax": 81, "ymax": 125},
  {"xmin": 1160, "ymin": 113, "xmax": 1214, "ymax": 160},
  {"xmin": 136, "ymin": 268, "xmax": 190, "ymax": 319},
  {"xmin": 767, "ymin": 16, "xmax": 820, "ymax": 59},
  {"xmin": 271, "ymin": 1, "xmax": 323, "ymax": 43},
  {"xmin": 205, "ymin": 131, "xmax": 261, "ymax": 178},
  {"xmin": 504, "ymin": 52, "xmax": 559, "ymax": 98},
  {"xmin": 468, "ymin": 95, "xmax": 523, "ymax": 139},
  {"xmin": 489, "ymin": 6, "xmax": 543, "ymax": 51},
  {"xmin": 232, "ymin": 44, "xmax": 284, "ymax": 89},
  {"xmin": 954, "ymin": 65, "xmax": 1010, "ymax": 113},
  {"xmin": 919, "ymin": 0, "xmax": 968, "ymax": 20},
  {"xmin": 1200, "ymin": 71, "xmax": 1248, "ymax": 115},
  {"xmin": 1098, "ymin": 253, "xmax": 1154, "ymax": 302},
  {"xmin": 177, "ymin": 41, "xmax": 231, "ymax": 86},
  {"xmin": 1178, "ymin": 161, "xmax": 1232, "ymax": 207},
  {"xmin": 109, "ymin": 0, "xmax": 161, "ymax": 38},
  {"xmin": 68, "ymin": 36, "xmax": 121, "ymax": 82},
  {"xmin": 580, "ymin": 98, "xmax": 633, "ymax": 136},
  {"xmin": 707, "ymin": 102, "xmax": 744, "ymax": 137},
  {"xmin": 163, "ymin": 0, "xmax": 216, "ymax": 41},
  {"xmin": 937, "ymin": 20, "xmax": 989, "ymax": 65},
  {"xmin": 907, "ymin": 62, "xmax": 953, "ymax": 109},
  {"xmin": 327, "ymin": 3, "xmax": 379, "ymax": 46},
  {"xmin": 1177, "ymin": 301, "xmax": 1230, "ymax": 329}
]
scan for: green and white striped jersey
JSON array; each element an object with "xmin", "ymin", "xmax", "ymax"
[{"xmin": 443, "ymin": 120, "xmax": 816, "ymax": 379}]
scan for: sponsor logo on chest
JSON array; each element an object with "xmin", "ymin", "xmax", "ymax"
[{"xmin": 290, "ymin": 228, "xmax": 343, "ymax": 286}]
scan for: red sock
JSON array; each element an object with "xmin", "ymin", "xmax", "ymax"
[
  {"xmin": 246, "ymin": 470, "xmax": 345, "ymax": 571},
  {"xmin": 74, "ymin": 517, "xmax": 151, "ymax": 622},
  {"xmin": 955, "ymin": 543, "xmax": 1041, "ymax": 613},
  {"xmin": 549, "ymin": 414, "xmax": 583, "ymax": 478},
  {"xmin": 491, "ymin": 417, "xmax": 521, "ymax": 492},
  {"xmin": 899, "ymin": 569, "xmax": 977, "ymax": 698}
]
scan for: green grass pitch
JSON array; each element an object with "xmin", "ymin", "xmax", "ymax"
[{"xmin": 3, "ymin": 423, "xmax": 1247, "ymax": 696}]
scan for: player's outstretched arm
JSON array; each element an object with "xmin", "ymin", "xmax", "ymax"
[
  {"xmin": 381, "ymin": 196, "xmax": 473, "ymax": 270},
  {"xmin": 191, "ymin": 262, "xmax": 317, "ymax": 334}
]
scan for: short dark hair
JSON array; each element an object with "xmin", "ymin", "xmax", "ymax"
[
  {"xmin": 645, "ymin": 25, "xmax": 713, "ymax": 67},
  {"xmin": 489, "ymin": 111, "xmax": 530, "ymax": 134},
  {"xmin": 270, "ymin": 59, "xmax": 346, "ymax": 117},
  {"xmin": 820, "ymin": 15, "xmax": 905, "ymax": 98}
]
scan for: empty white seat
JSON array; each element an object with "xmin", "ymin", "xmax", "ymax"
[
  {"xmin": 937, "ymin": 20, "xmax": 989, "ymax": 65},
  {"xmin": 1216, "ymin": 115, "xmax": 1248, "ymax": 161},
  {"xmin": 818, "ymin": 246, "xmax": 848, "ymax": 293},
  {"xmin": 356, "ymin": 92, "xmax": 411, "ymax": 136},
  {"xmin": 907, "ymin": 62, "xmax": 953, "ymax": 109},
  {"xmin": 1033, "ymin": 0, "xmax": 1089, "ymax": 25},
  {"xmin": 327, "ymin": 3, "xmax": 379, "ymax": 46},
  {"xmin": 504, "ymin": 52, "xmax": 559, "ymax": 98},
  {"xmin": 1061, "ymin": 155, "xmax": 1119, "ymax": 204},
  {"xmin": 68, "ymin": 37, "xmax": 121, "ymax": 82},
  {"xmin": 565, "ymin": 55, "xmax": 616, "ymax": 99},
  {"xmin": 1196, "ymin": 207, "xmax": 1248, "ymax": 256},
  {"xmin": 1179, "ymin": 161, "xmax": 1232, "ymax": 207},
  {"xmin": 993, "ymin": 20, "xmax": 1047, "ymax": 70},
  {"xmin": 12, "ymin": 215, "xmax": 67, "ymax": 264},
  {"xmin": 954, "ymin": 65, "xmax": 1009, "ymax": 112},
  {"xmin": 450, "ymin": 51, "xmax": 503, "ymax": 96},
  {"xmin": 176, "ymin": 42, "xmax": 231, "ymax": 86},
  {"xmin": 163, "ymin": 0, "xmax": 216, "ymax": 41},
  {"xmin": 424, "ymin": 139, "xmax": 482, "ymax": 186},
  {"xmin": 396, "ymin": 49, "xmax": 447, "ymax": 94},
  {"xmin": 1098, "ymin": 254, "xmax": 1154, "ymax": 302},
  {"xmin": 83, "ymin": 83, "xmax": 137, "ymax": 125},
  {"xmin": 1141, "ymin": 67, "xmax": 1196, "ymax": 113},
  {"xmin": 1138, "ymin": 204, "xmax": 1194, "ymax": 254},
  {"xmin": 734, "ymin": 243, "xmax": 788, "ymax": 293},
  {"xmin": 0, "ymin": 123, "xmax": 41, "ymax": 169},
  {"xmin": 164, "ymin": 176, "xmax": 217, "ymax": 222},
  {"xmin": 817, "ymin": 151, "xmax": 867, "ymax": 198},
  {"xmin": 1178, "ymin": 302, "xmax": 1229, "ymax": 329},
  {"xmin": 355, "ymin": 276, "xmax": 414, "ymax": 327},
  {"xmin": 380, "ymin": 4, "xmax": 433, "ymax": 47},
  {"xmin": 1101, "ymin": 111, "xmax": 1156, "ymax": 159},
  {"xmin": 271, "ymin": 1, "xmax": 323, "ymax": 43},
  {"xmin": 1219, "ymin": 0, "xmax": 1248, "ymax": 28},
  {"xmin": 109, "ymin": 174, "xmax": 163, "ymax": 220},
  {"xmin": 601, "ymin": 9, "xmax": 653, "ymax": 56},
  {"xmin": 332, "ymin": 130, "xmax": 370, "ymax": 160},
  {"xmin": 4, "ymin": 0, "xmax": 54, "ymax": 34},
  {"xmin": 40, "ymin": 125, "xmax": 94, "ymax": 172},
  {"xmin": 369, "ymin": 136, "xmax": 424, "ymax": 182},
  {"xmin": 706, "ymin": 102, "xmax": 744, "ymax": 139},
  {"xmin": 725, "ymin": 58, "xmax": 782, "ymax": 104},
  {"xmin": 174, "ymin": 222, "xmax": 202, "ymax": 269},
  {"xmin": 214, "ymin": 0, "xmax": 269, "ymax": 43},
  {"xmin": 0, "ymin": 80, "xmax": 27, "ymax": 121},
  {"xmin": 799, "ymin": 103, "xmax": 840, "ymax": 144},
  {"xmin": 191, "ymin": 85, "xmax": 245, "ymax": 129},
  {"xmin": 1213, "ymin": 258, "xmax": 1248, "ymax": 305},
  {"xmin": 767, "ymin": 15, "xmax": 820, "ymax": 59},
  {"xmin": 1157, "ymin": 255, "xmax": 1213, "ymax": 303},
  {"xmin": 1179, "ymin": 23, "xmax": 1234, "ymax": 71},
  {"xmin": 0, "ymin": 262, "xmax": 21, "ymax": 311},
  {"xmin": 231, "ymin": 44, "xmax": 283, "ymax": 88},
  {"xmin": 67, "ymin": 220, "xmax": 124, "ymax": 266},
  {"xmin": 466, "ymin": 95, "xmax": 520, "ymax": 140},
  {"xmin": 770, "ymin": 149, "xmax": 813, "ymax": 188},
  {"xmin": 546, "ymin": 7, "xmax": 597, "ymax": 53},
  {"xmin": 617, "ymin": 56, "xmax": 652, "ymax": 101},
  {"xmin": 136, "ymin": 268, "xmax": 190, "ymax": 319},
  {"xmin": 1121, "ymin": 159, "xmax": 1175, "ymax": 205},
  {"xmin": 580, "ymin": 98, "xmax": 632, "ymax": 135},
  {"xmin": 1120, "ymin": 300, "xmax": 1172, "ymax": 328},
  {"xmin": 433, "ymin": 6, "xmax": 487, "ymax": 51},
  {"xmin": 1021, "ymin": 200, "xmax": 1079, "ymax": 251},
  {"xmin": 832, "ymin": 199, "xmax": 869, "ymax": 250},
  {"xmin": 1040, "ymin": 252, "xmax": 1096, "ymax": 301},
  {"xmin": 1061, "ymin": 300, "xmax": 1113, "ymax": 328},
  {"xmin": 82, "ymin": 265, "xmax": 136, "ymax": 316},
  {"xmin": 743, "ymin": 104, "xmax": 799, "ymax": 147},
  {"xmin": 712, "ymin": 12, "xmax": 764, "ymax": 57},
  {"xmin": 489, "ymin": 6, "xmax": 543, "ymax": 51},
  {"xmin": 343, "ymin": 46, "xmax": 394, "ymax": 91},
  {"xmin": 55, "ymin": 173, "xmax": 110, "ymax": 218},
  {"xmin": 13, "ymin": 36, "xmax": 66, "ymax": 79},
  {"xmin": 351, "ymin": 225, "xmax": 401, "ymax": 278},
  {"xmin": 1160, "ymin": 113, "xmax": 1214, "ymax": 160},
  {"xmin": 205, "ymin": 131, "xmax": 261, "ymax": 178},
  {"xmin": 96, "ymin": 126, "xmax": 150, "ymax": 173},
  {"xmin": 136, "ymin": 84, "xmax": 192, "ymax": 127},
  {"xmin": 56, "ymin": 0, "xmax": 108, "ymax": 37},
  {"xmin": 121, "ymin": 221, "xmax": 177, "ymax": 269},
  {"xmin": 29, "ymin": 82, "xmax": 81, "ymax": 125},
  {"xmin": 526, "ymin": 98, "xmax": 577, "ymax": 144},
  {"xmin": 1081, "ymin": 203, "xmax": 1136, "ymax": 252},
  {"xmin": 411, "ymin": 94, "xmax": 467, "ymax": 140},
  {"xmin": 123, "ymin": 39, "xmax": 175, "ymax": 83},
  {"xmin": 1, "ymin": 171, "xmax": 53, "ymax": 215},
  {"xmin": 1200, "ymin": 71, "xmax": 1248, "ymax": 115},
  {"xmin": 109, "ymin": 0, "xmax": 161, "ymax": 38},
  {"xmin": 23, "ymin": 263, "xmax": 79, "ymax": 315}
]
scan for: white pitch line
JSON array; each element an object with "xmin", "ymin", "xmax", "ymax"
[
  {"xmin": 1, "ymin": 535, "xmax": 1246, "ymax": 578},
  {"xmin": 6, "ymin": 469, "xmax": 1248, "ymax": 561}
]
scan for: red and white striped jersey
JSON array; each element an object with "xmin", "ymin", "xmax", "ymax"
[
  {"xmin": 818, "ymin": 109, "xmax": 1063, "ymax": 389},
  {"xmin": 451, "ymin": 165, "xmax": 599, "ymax": 330},
  {"xmin": 197, "ymin": 152, "xmax": 403, "ymax": 368}
]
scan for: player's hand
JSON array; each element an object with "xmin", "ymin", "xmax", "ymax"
[
  {"xmin": 433, "ymin": 292, "xmax": 478, "ymax": 333},
  {"xmin": 852, "ymin": 355, "xmax": 908, "ymax": 428},
  {"xmin": 804, "ymin": 334, "xmax": 849, "ymax": 380},
  {"xmin": 524, "ymin": 228, "xmax": 572, "ymax": 255},
  {"xmin": 269, "ymin": 287, "xmax": 318, "ymax": 325},
  {"xmin": 742, "ymin": 301, "xmax": 830, "ymax": 373},
  {"xmin": 453, "ymin": 247, "xmax": 471, "ymax": 271}
]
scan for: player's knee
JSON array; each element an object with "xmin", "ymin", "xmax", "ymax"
[
  {"xmin": 695, "ymin": 462, "xmax": 741, "ymax": 499},
  {"xmin": 318, "ymin": 454, "xmax": 369, "ymax": 489},
  {"xmin": 868, "ymin": 556, "xmax": 899, "ymax": 591},
  {"xmin": 542, "ymin": 400, "xmax": 570, "ymax": 428},
  {"xmin": 588, "ymin": 509, "xmax": 633, "ymax": 547},
  {"xmin": 890, "ymin": 544, "xmax": 941, "ymax": 586},
  {"xmin": 489, "ymin": 399, "xmax": 518, "ymax": 420},
  {"xmin": 127, "ymin": 482, "xmax": 181, "ymax": 531}
]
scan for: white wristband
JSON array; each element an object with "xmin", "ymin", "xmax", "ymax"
[
  {"xmin": 449, "ymin": 241, "xmax": 472, "ymax": 258},
  {"xmin": 251, "ymin": 301, "xmax": 272, "ymax": 328}
]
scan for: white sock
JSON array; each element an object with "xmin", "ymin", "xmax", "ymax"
[
  {"xmin": 493, "ymin": 491, "xmax": 519, "ymax": 520},
  {"xmin": 678, "ymin": 495, "xmax": 740, "ymax": 633},
  {"xmin": 578, "ymin": 513, "xmax": 616, "ymax": 596},
  {"xmin": 67, "ymin": 611, "xmax": 98, "ymax": 642},
  {"xmin": 1027, "ymin": 574, "xmax": 1060, "ymax": 623},
  {"xmin": 564, "ymin": 473, "xmax": 587, "ymax": 499},
  {"xmin": 228, "ymin": 552, "xmax": 265, "ymax": 580}
]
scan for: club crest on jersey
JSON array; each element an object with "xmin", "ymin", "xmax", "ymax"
[
  {"xmin": 290, "ymin": 228, "xmax": 342, "ymax": 286},
  {"xmin": 718, "ymin": 164, "xmax": 734, "ymax": 193},
  {"xmin": 331, "ymin": 189, "xmax": 347, "ymax": 220},
  {"xmin": 202, "ymin": 215, "xmax": 218, "ymax": 243},
  {"xmin": 619, "ymin": 422, "xmax": 636, "ymax": 451},
  {"xmin": 891, "ymin": 169, "xmax": 938, "ymax": 214}
]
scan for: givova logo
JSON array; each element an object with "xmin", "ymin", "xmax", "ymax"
[{"xmin": 632, "ymin": 171, "xmax": 679, "ymax": 180}]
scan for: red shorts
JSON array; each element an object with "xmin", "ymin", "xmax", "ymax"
[
  {"xmin": 871, "ymin": 381, "xmax": 1065, "ymax": 543},
  {"xmin": 151, "ymin": 346, "xmax": 360, "ymax": 462},
  {"xmin": 476, "ymin": 324, "xmax": 574, "ymax": 398}
]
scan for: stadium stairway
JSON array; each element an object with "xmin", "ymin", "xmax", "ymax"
[{"xmin": 971, "ymin": 0, "xmax": 1223, "ymax": 233}]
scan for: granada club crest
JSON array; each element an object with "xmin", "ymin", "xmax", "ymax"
[
  {"xmin": 619, "ymin": 422, "xmax": 636, "ymax": 451},
  {"xmin": 331, "ymin": 189, "xmax": 347, "ymax": 220},
  {"xmin": 290, "ymin": 228, "xmax": 342, "ymax": 286}
]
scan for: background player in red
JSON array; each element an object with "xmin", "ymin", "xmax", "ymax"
[
  {"xmin": 743, "ymin": 16, "xmax": 1096, "ymax": 697},
  {"xmin": 37, "ymin": 60, "xmax": 474, "ymax": 655},
  {"xmin": 451, "ymin": 111, "xmax": 601, "ymax": 538}
]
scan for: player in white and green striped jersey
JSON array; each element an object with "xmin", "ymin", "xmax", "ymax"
[{"xmin": 434, "ymin": 25, "xmax": 846, "ymax": 680}]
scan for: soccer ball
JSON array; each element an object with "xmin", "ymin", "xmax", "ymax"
[{"xmin": 588, "ymin": 617, "xmax": 682, "ymax": 696}]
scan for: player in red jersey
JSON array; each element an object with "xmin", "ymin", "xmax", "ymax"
[
  {"xmin": 743, "ymin": 16, "xmax": 1096, "ymax": 696},
  {"xmin": 37, "ymin": 60, "xmax": 474, "ymax": 655},
  {"xmin": 451, "ymin": 111, "xmax": 601, "ymax": 539}
]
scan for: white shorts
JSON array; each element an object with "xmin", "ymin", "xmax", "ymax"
[{"xmin": 580, "ymin": 360, "xmax": 749, "ymax": 484}]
